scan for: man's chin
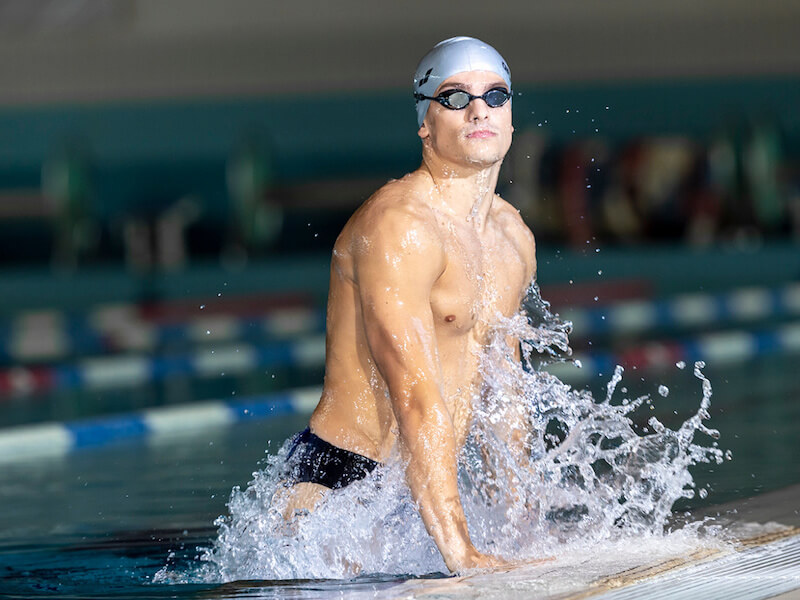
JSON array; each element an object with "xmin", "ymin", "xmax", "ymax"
[{"xmin": 463, "ymin": 152, "xmax": 504, "ymax": 168}]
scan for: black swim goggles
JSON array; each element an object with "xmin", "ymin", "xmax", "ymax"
[{"xmin": 414, "ymin": 87, "xmax": 512, "ymax": 110}]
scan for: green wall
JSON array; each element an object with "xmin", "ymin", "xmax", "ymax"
[{"xmin": 0, "ymin": 75, "xmax": 798, "ymax": 221}]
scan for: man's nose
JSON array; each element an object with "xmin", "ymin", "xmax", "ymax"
[{"xmin": 466, "ymin": 98, "xmax": 490, "ymax": 121}]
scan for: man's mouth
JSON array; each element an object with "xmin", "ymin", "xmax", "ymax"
[{"xmin": 465, "ymin": 129, "xmax": 497, "ymax": 139}]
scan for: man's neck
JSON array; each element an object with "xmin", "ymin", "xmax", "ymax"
[{"xmin": 421, "ymin": 156, "xmax": 502, "ymax": 229}]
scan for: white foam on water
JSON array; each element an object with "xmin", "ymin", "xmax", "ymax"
[{"xmin": 156, "ymin": 283, "xmax": 726, "ymax": 585}]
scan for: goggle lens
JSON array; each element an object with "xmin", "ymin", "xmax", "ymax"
[
  {"xmin": 484, "ymin": 89, "xmax": 511, "ymax": 108},
  {"xmin": 442, "ymin": 90, "xmax": 471, "ymax": 109}
]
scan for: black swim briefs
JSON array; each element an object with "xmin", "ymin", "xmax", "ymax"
[{"xmin": 283, "ymin": 428, "xmax": 379, "ymax": 490}]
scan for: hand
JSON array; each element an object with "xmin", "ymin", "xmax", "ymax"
[
  {"xmin": 452, "ymin": 550, "xmax": 554, "ymax": 574},
  {"xmin": 450, "ymin": 549, "xmax": 511, "ymax": 573}
]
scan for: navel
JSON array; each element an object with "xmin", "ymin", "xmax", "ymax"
[{"xmin": 444, "ymin": 314, "xmax": 456, "ymax": 323}]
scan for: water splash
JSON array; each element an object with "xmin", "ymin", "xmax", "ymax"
[{"xmin": 160, "ymin": 283, "xmax": 724, "ymax": 583}]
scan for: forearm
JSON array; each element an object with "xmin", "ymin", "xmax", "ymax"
[{"xmin": 398, "ymin": 402, "xmax": 478, "ymax": 571}]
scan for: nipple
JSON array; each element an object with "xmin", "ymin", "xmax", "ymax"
[{"xmin": 444, "ymin": 315, "xmax": 456, "ymax": 323}]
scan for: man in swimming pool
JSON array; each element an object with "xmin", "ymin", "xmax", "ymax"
[{"xmin": 281, "ymin": 37, "xmax": 536, "ymax": 573}]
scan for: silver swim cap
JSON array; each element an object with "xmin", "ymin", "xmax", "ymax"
[{"xmin": 413, "ymin": 36, "xmax": 511, "ymax": 128}]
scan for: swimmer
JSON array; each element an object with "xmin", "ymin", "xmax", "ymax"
[{"xmin": 281, "ymin": 37, "xmax": 539, "ymax": 572}]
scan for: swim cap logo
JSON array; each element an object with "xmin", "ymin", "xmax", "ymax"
[
  {"xmin": 501, "ymin": 61, "xmax": 509, "ymax": 75},
  {"xmin": 418, "ymin": 68, "xmax": 433, "ymax": 88}
]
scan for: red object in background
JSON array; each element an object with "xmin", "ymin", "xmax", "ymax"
[
  {"xmin": 541, "ymin": 278, "xmax": 652, "ymax": 309},
  {"xmin": 559, "ymin": 144, "xmax": 594, "ymax": 249}
]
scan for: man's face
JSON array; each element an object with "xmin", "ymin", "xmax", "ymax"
[{"xmin": 418, "ymin": 70, "xmax": 513, "ymax": 170}]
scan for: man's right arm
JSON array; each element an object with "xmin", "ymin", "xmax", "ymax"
[{"xmin": 352, "ymin": 200, "xmax": 503, "ymax": 572}]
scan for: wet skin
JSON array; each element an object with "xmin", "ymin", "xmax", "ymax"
[{"xmin": 285, "ymin": 71, "xmax": 538, "ymax": 572}]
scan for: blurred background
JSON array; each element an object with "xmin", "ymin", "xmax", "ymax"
[{"xmin": 0, "ymin": 0, "xmax": 798, "ymax": 486}]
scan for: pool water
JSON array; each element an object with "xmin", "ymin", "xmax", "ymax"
[{"xmin": 0, "ymin": 355, "xmax": 798, "ymax": 598}]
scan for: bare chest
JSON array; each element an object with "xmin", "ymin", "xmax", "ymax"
[{"xmin": 430, "ymin": 220, "xmax": 527, "ymax": 335}]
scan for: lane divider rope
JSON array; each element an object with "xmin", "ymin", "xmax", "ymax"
[
  {"xmin": 3, "ymin": 321, "xmax": 800, "ymax": 460},
  {"xmin": 544, "ymin": 320, "xmax": 800, "ymax": 383},
  {"xmin": 0, "ymin": 306, "xmax": 325, "ymax": 363},
  {"xmin": 3, "ymin": 318, "xmax": 800, "ymax": 398},
  {"xmin": 0, "ymin": 334, "xmax": 325, "ymax": 398},
  {"xmin": 561, "ymin": 282, "xmax": 800, "ymax": 338},
  {"xmin": 0, "ymin": 387, "xmax": 321, "ymax": 463},
  {"xmin": 3, "ymin": 283, "xmax": 798, "ymax": 364}
]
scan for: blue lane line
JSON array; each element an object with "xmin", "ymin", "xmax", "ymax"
[
  {"xmin": 69, "ymin": 415, "xmax": 149, "ymax": 449},
  {"xmin": 0, "ymin": 387, "xmax": 321, "ymax": 463}
]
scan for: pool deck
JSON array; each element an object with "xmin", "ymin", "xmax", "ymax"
[{"xmin": 565, "ymin": 484, "xmax": 800, "ymax": 600}]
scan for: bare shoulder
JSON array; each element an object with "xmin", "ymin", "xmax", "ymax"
[
  {"xmin": 342, "ymin": 173, "xmax": 443, "ymax": 255},
  {"xmin": 334, "ymin": 172, "xmax": 446, "ymax": 283},
  {"xmin": 493, "ymin": 195, "xmax": 536, "ymax": 262}
]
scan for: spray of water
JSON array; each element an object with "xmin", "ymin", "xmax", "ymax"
[{"xmin": 158, "ymin": 284, "xmax": 724, "ymax": 583}]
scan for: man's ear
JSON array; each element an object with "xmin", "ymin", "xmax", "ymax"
[{"xmin": 418, "ymin": 121, "xmax": 430, "ymax": 140}]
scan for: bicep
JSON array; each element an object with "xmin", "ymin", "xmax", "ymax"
[{"xmin": 353, "ymin": 212, "xmax": 445, "ymax": 395}]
